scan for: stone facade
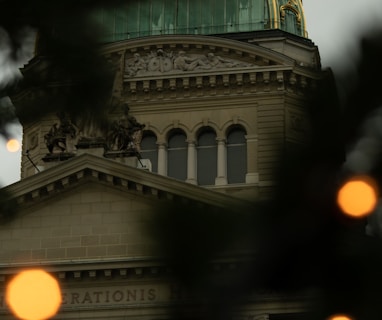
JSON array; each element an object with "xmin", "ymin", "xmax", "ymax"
[
  {"xmin": 15, "ymin": 32, "xmax": 323, "ymax": 200},
  {"xmin": 4, "ymin": 18, "xmax": 326, "ymax": 319},
  {"xmin": 0, "ymin": 154, "xmax": 308, "ymax": 319}
]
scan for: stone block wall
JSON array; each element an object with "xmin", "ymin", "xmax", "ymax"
[{"xmin": 0, "ymin": 182, "xmax": 157, "ymax": 265}]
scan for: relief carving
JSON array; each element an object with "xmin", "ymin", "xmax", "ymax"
[
  {"xmin": 173, "ymin": 50, "xmax": 209, "ymax": 71},
  {"xmin": 125, "ymin": 49, "xmax": 253, "ymax": 78},
  {"xmin": 126, "ymin": 53, "xmax": 148, "ymax": 77}
]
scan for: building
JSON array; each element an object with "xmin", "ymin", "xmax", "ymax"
[{"xmin": 1, "ymin": 1, "xmax": 328, "ymax": 319}]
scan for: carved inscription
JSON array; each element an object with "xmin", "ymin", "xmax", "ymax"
[
  {"xmin": 61, "ymin": 287, "xmax": 157, "ymax": 306},
  {"xmin": 0, "ymin": 284, "xmax": 190, "ymax": 311}
]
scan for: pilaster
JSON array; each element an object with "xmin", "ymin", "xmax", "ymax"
[
  {"xmin": 245, "ymin": 134, "xmax": 259, "ymax": 184},
  {"xmin": 157, "ymin": 142, "xmax": 167, "ymax": 176},
  {"xmin": 215, "ymin": 138, "xmax": 228, "ymax": 186},
  {"xmin": 186, "ymin": 140, "xmax": 197, "ymax": 185}
]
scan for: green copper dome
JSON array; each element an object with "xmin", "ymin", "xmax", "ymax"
[{"xmin": 95, "ymin": 0, "xmax": 307, "ymax": 42}]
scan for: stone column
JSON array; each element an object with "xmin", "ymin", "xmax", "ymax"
[
  {"xmin": 245, "ymin": 134, "xmax": 259, "ymax": 183},
  {"xmin": 157, "ymin": 142, "xmax": 167, "ymax": 176},
  {"xmin": 215, "ymin": 138, "xmax": 228, "ymax": 185},
  {"xmin": 186, "ymin": 140, "xmax": 197, "ymax": 185}
]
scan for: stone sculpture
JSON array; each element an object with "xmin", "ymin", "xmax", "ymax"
[
  {"xmin": 125, "ymin": 49, "xmax": 252, "ymax": 77},
  {"xmin": 44, "ymin": 112, "xmax": 77, "ymax": 153},
  {"xmin": 107, "ymin": 104, "xmax": 145, "ymax": 153}
]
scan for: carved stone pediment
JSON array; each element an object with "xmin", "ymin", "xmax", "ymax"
[{"xmin": 125, "ymin": 49, "xmax": 254, "ymax": 78}]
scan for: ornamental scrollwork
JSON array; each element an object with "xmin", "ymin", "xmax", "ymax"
[{"xmin": 280, "ymin": 0, "xmax": 302, "ymax": 24}]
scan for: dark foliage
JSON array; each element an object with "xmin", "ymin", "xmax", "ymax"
[
  {"xmin": 0, "ymin": 0, "xmax": 127, "ymax": 133},
  {"xmin": 1, "ymin": 2, "xmax": 382, "ymax": 319}
]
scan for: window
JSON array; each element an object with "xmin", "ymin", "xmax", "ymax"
[
  {"xmin": 197, "ymin": 128, "xmax": 217, "ymax": 185},
  {"xmin": 95, "ymin": 0, "xmax": 268, "ymax": 42},
  {"xmin": 167, "ymin": 129, "xmax": 187, "ymax": 181},
  {"xmin": 227, "ymin": 126, "xmax": 247, "ymax": 184},
  {"xmin": 140, "ymin": 131, "xmax": 158, "ymax": 173}
]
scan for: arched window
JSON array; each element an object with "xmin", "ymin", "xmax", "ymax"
[
  {"xmin": 227, "ymin": 126, "xmax": 247, "ymax": 184},
  {"xmin": 167, "ymin": 129, "xmax": 187, "ymax": 181},
  {"xmin": 140, "ymin": 131, "xmax": 158, "ymax": 173},
  {"xmin": 197, "ymin": 128, "xmax": 217, "ymax": 185}
]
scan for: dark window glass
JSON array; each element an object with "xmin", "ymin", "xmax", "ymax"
[
  {"xmin": 227, "ymin": 127, "xmax": 247, "ymax": 184},
  {"xmin": 151, "ymin": 0, "xmax": 163, "ymax": 35},
  {"xmin": 226, "ymin": 0, "xmax": 238, "ymax": 29},
  {"xmin": 139, "ymin": 0, "xmax": 151, "ymax": 37},
  {"xmin": 126, "ymin": 2, "xmax": 139, "ymax": 38},
  {"xmin": 95, "ymin": 0, "xmax": 270, "ymax": 41},
  {"xmin": 164, "ymin": 0, "xmax": 176, "ymax": 34},
  {"xmin": 167, "ymin": 130, "xmax": 187, "ymax": 181},
  {"xmin": 115, "ymin": 8, "xmax": 127, "ymax": 41},
  {"xmin": 176, "ymin": 0, "xmax": 188, "ymax": 33},
  {"xmin": 189, "ymin": 0, "xmax": 201, "ymax": 31},
  {"xmin": 140, "ymin": 132, "xmax": 158, "ymax": 173},
  {"xmin": 214, "ymin": 0, "xmax": 225, "ymax": 33},
  {"xmin": 197, "ymin": 129, "xmax": 217, "ymax": 185}
]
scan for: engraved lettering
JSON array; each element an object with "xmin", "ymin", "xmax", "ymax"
[
  {"xmin": 71, "ymin": 292, "xmax": 80, "ymax": 304},
  {"xmin": 148, "ymin": 288, "xmax": 156, "ymax": 301},
  {"xmin": 140, "ymin": 288, "xmax": 145, "ymax": 301},
  {"xmin": 82, "ymin": 292, "xmax": 93, "ymax": 304},
  {"xmin": 112, "ymin": 290, "xmax": 124, "ymax": 302},
  {"xmin": 55, "ymin": 286, "xmax": 160, "ymax": 308},
  {"xmin": 127, "ymin": 289, "xmax": 136, "ymax": 301},
  {"xmin": 93, "ymin": 291, "xmax": 103, "ymax": 303}
]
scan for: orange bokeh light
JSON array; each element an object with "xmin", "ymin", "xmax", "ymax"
[
  {"xmin": 6, "ymin": 139, "xmax": 20, "ymax": 153},
  {"xmin": 6, "ymin": 269, "xmax": 62, "ymax": 320},
  {"xmin": 337, "ymin": 176, "xmax": 378, "ymax": 218},
  {"xmin": 328, "ymin": 314, "xmax": 353, "ymax": 320}
]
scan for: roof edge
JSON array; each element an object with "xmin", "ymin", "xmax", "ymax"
[{"xmin": 3, "ymin": 153, "xmax": 249, "ymax": 208}]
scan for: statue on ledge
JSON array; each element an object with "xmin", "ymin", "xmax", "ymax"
[
  {"xmin": 107, "ymin": 104, "xmax": 145, "ymax": 154},
  {"xmin": 44, "ymin": 112, "xmax": 77, "ymax": 153}
]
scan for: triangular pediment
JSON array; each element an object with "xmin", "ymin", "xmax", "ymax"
[
  {"xmin": 4, "ymin": 153, "xmax": 244, "ymax": 209},
  {"xmin": 0, "ymin": 154, "xmax": 247, "ymax": 267}
]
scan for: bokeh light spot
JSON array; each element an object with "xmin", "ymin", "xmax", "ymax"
[
  {"xmin": 6, "ymin": 139, "xmax": 20, "ymax": 153},
  {"xmin": 337, "ymin": 176, "xmax": 378, "ymax": 218},
  {"xmin": 6, "ymin": 269, "xmax": 62, "ymax": 320},
  {"xmin": 328, "ymin": 314, "xmax": 353, "ymax": 320}
]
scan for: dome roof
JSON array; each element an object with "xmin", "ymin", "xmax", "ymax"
[{"xmin": 95, "ymin": 0, "xmax": 307, "ymax": 42}]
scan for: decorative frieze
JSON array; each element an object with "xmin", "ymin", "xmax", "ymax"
[{"xmin": 125, "ymin": 49, "xmax": 254, "ymax": 78}]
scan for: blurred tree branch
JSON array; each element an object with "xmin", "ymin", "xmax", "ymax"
[
  {"xmin": 1, "ymin": 2, "xmax": 382, "ymax": 319},
  {"xmin": 0, "ymin": 0, "xmax": 127, "ymax": 136}
]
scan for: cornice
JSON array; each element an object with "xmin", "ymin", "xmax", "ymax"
[
  {"xmin": 3, "ymin": 153, "xmax": 247, "ymax": 209},
  {"xmin": 100, "ymin": 34, "xmax": 296, "ymax": 66},
  {"xmin": 124, "ymin": 67, "xmax": 320, "ymax": 99},
  {"xmin": 0, "ymin": 253, "xmax": 253, "ymax": 277}
]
